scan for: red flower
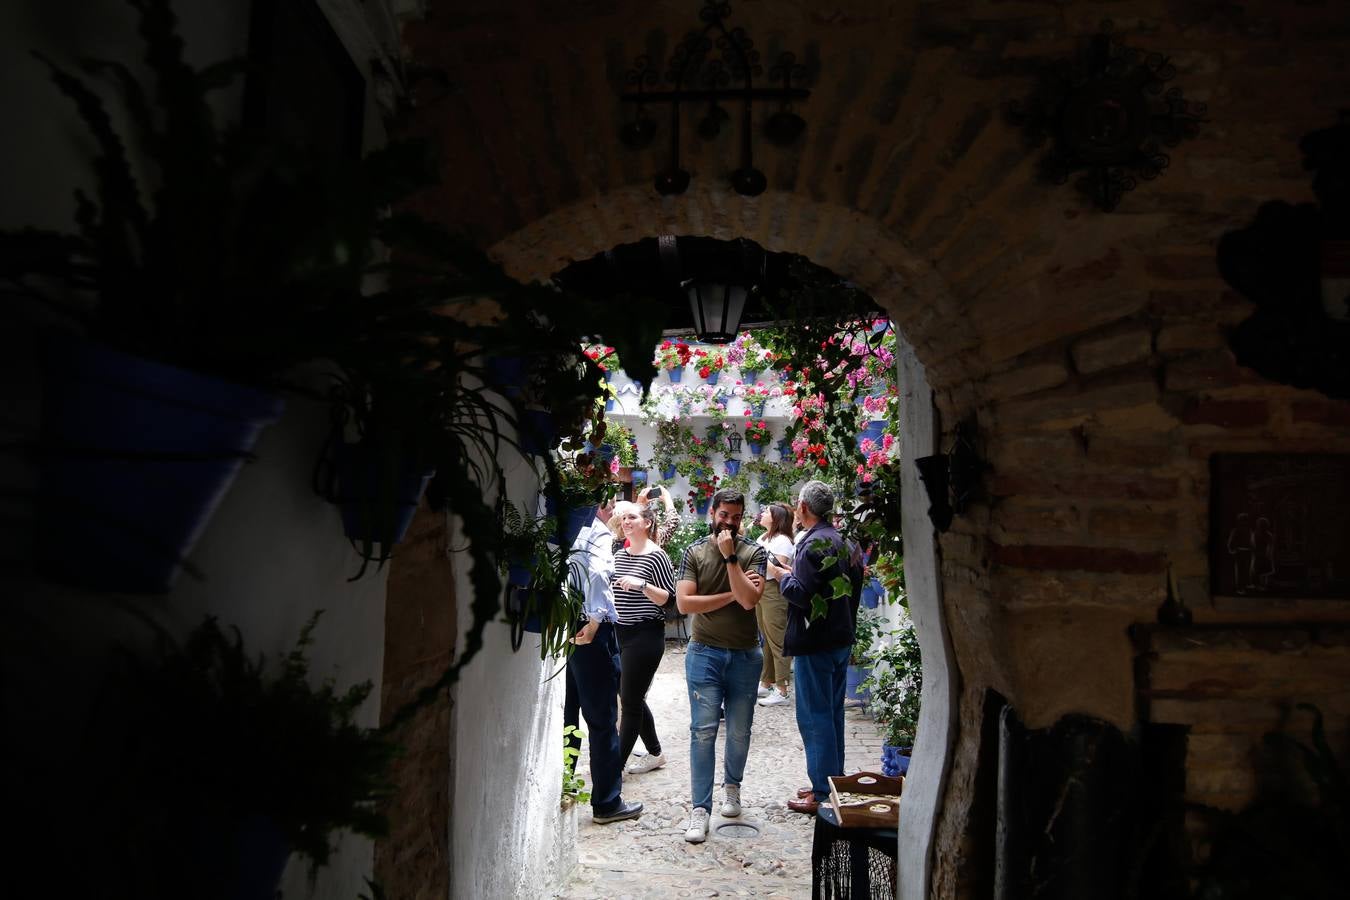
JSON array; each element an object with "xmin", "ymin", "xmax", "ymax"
[
  {"xmin": 661, "ymin": 339, "xmax": 672, "ymax": 350},
  {"xmin": 699, "ymin": 366, "xmax": 711, "ymax": 378},
  {"xmin": 742, "ymin": 409, "xmax": 751, "ymax": 416},
  {"xmin": 816, "ymin": 457, "xmax": 828, "ymax": 467}
]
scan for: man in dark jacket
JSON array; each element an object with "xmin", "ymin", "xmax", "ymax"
[{"xmin": 766, "ymin": 480, "xmax": 861, "ymax": 814}]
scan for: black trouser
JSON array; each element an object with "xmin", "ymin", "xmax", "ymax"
[
  {"xmin": 563, "ymin": 622, "xmax": 624, "ymax": 813},
  {"xmin": 615, "ymin": 619, "xmax": 666, "ymax": 761}
]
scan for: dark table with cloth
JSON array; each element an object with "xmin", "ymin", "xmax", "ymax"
[{"xmin": 811, "ymin": 805, "xmax": 898, "ymax": 899}]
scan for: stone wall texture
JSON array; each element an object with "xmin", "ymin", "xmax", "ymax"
[
  {"xmin": 376, "ymin": 504, "xmax": 454, "ymax": 900},
  {"xmin": 401, "ymin": 1, "xmax": 1350, "ymax": 895}
]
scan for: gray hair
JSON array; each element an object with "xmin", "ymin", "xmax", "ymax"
[{"xmin": 799, "ymin": 480, "xmax": 834, "ymax": 518}]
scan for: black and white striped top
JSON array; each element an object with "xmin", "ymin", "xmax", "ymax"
[{"xmin": 612, "ymin": 547, "xmax": 678, "ymax": 625}]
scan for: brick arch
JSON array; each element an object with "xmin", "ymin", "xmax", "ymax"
[
  {"xmin": 486, "ymin": 180, "xmax": 982, "ymax": 397},
  {"xmin": 490, "ymin": 184, "xmax": 969, "ymax": 900}
]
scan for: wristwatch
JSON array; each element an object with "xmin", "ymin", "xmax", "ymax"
[{"xmin": 723, "ymin": 554, "xmax": 738, "ymax": 564}]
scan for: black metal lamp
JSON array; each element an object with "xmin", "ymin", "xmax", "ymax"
[
  {"xmin": 684, "ymin": 279, "xmax": 749, "ymax": 344},
  {"xmin": 726, "ymin": 429, "xmax": 743, "ymax": 456},
  {"xmin": 659, "ymin": 235, "xmax": 762, "ymax": 344}
]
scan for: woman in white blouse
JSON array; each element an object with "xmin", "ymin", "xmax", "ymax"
[{"xmin": 756, "ymin": 502, "xmax": 796, "ymax": 706}]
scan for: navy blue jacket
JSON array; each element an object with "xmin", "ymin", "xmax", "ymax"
[{"xmin": 779, "ymin": 521, "xmax": 861, "ymax": 657}]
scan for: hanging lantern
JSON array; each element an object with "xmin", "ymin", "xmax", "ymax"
[
  {"xmin": 684, "ymin": 279, "xmax": 749, "ymax": 344},
  {"xmin": 726, "ymin": 429, "xmax": 743, "ymax": 455}
]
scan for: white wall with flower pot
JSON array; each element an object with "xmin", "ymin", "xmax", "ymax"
[
  {"xmin": 446, "ymin": 439, "xmax": 577, "ymax": 898},
  {"xmin": 0, "ymin": 3, "xmax": 401, "ymax": 898},
  {"xmin": 605, "ymin": 366, "xmax": 802, "ymax": 514}
]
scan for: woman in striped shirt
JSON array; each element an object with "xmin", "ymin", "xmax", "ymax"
[{"xmin": 608, "ymin": 501, "xmax": 678, "ymax": 774}]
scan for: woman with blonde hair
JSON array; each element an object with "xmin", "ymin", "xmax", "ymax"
[
  {"xmin": 607, "ymin": 502, "xmax": 678, "ymax": 773},
  {"xmin": 755, "ymin": 501, "xmax": 796, "ymax": 706}
]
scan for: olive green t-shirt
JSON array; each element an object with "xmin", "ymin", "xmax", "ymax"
[{"xmin": 678, "ymin": 534, "xmax": 768, "ymax": 650}]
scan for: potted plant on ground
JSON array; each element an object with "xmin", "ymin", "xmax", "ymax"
[
  {"xmin": 119, "ymin": 612, "xmax": 398, "ymax": 898},
  {"xmin": 859, "ymin": 612, "xmax": 923, "ymax": 776},
  {"xmin": 847, "ymin": 607, "xmax": 884, "ymax": 708}
]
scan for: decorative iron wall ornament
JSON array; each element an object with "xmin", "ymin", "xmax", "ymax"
[
  {"xmin": 914, "ymin": 417, "xmax": 984, "ymax": 533},
  {"xmin": 1219, "ymin": 113, "xmax": 1350, "ymax": 399},
  {"xmin": 1008, "ymin": 21, "xmax": 1205, "ymax": 211},
  {"xmin": 619, "ymin": 1, "xmax": 813, "ymax": 197}
]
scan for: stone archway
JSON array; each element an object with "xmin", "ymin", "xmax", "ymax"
[{"xmin": 490, "ymin": 183, "xmax": 974, "ymax": 900}]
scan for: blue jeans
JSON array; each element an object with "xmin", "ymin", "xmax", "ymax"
[
  {"xmin": 685, "ymin": 640, "xmax": 763, "ymax": 811},
  {"xmin": 793, "ymin": 645, "xmax": 852, "ymax": 802}
]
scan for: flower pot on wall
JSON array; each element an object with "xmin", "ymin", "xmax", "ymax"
[
  {"xmin": 519, "ymin": 408, "xmax": 558, "ymax": 455},
  {"xmin": 742, "ymin": 370, "xmax": 758, "ymax": 385},
  {"xmin": 856, "ymin": 419, "xmax": 887, "ymax": 451},
  {"xmin": 631, "ymin": 470, "xmax": 648, "ymax": 489},
  {"xmin": 706, "ymin": 371, "xmax": 720, "ymax": 386},
  {"xmin": 36, "ymin": 337, "xmax": 285, "ymax": 592},
  {"xmin": 724, "ymin": 458, "xmax": 742, "ymax": 476},
  {"xmin": 334, "ymin": 442, "xmax": 436, "ymax": 547},
  {"xmin": 661, "ymin": 463, "xmax": 677, "ymax": 480},
  {"xmin": 777, "ymin": 438, "xmax": 792, "ymax": 460},
  {"xmin": 748, "ymin": 442, "xmax": 764, "ymax": 456},
  {"xmin": 505, "ymin": 586, "xmax": 544, "ymax": 634},
  {"xmin": 544, "ymin": 495, "xmax": 594, "ymax": 549},
  {"xmin": 694, "ymin": 496, "xmax": 711, "ymax": 516},
  {"xmin": 668, "ymin": 367, "xmax": 684, "ymax": 384}
]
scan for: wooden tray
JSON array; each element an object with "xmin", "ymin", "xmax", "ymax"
[{"xmin": 828, "ymin": 771, "xmax": 904, "ymax": 829}]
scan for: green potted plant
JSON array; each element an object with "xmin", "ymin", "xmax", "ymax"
[
  {"xmin": 120, "ymin": 612, "xmax": 397, "ymax": 898},
  {"xmin": 859, "ymin": 614, "xmax": 923, "ymax": 776},
  {"xmin": 847, "ymin": 607, "xmax": 884, "ymax": 707}
]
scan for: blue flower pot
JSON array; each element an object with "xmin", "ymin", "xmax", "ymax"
[
  {"xmin": 544, "ymin": 495, "xmax": 594, "ymax": 549},
  {"xmin": 748, "ymin": 442, "xmax": 764, "ymax": 456},
  {"xmin": 519, "ymin": 408, "xmax": 557, "ymax": 455},
  {"xmin": 861, "ymin": 577, "xmax": 883, "ymax": 609},
  {"xmin": 37, "ymin": 337, "xmax": 285, "ymax": 592},
  {"xmin": 777, "ymin": 439, "xmax": 793, "ymax": 460},
  {"xmin": 507, "ymin": 561, "xmax": 533, "ymax": 588},
  {"xmin": 750, "ymin": 401, "xmax": 766, "ymax": 417},
  {"xmin": 856, "ymin": 419, "xmax": 887, "ymax": 452},
  {"xmin": 335, "ymin": 442, "xmax": 436, "ymax": 547},
  {"xmin": 705, "ymin": 371, "xmax": 720, "ymax": 386},
  {"xmin": 742, "ymin": 370, "xmax": 758, "ymax": 385},
  {"xmin": 668, "ymin": 367, "xmax": 684, "ymax": 383},
  {"xmin": 724, "ymin": 458, "xmax": 741, "ymax": 476},
  {"xmin": 845, "ymin": 664, "xmax": 870, "ymax": 704},
  {"xmin": 484, "ymin": 355, "xmax": 527, "ymax": 398},
  {"xmin": 183, "ymin": 812, "xmax": 291, "ymax": 900},
  {"xmin": 605, "ymin": 397, "xmax": 615, "ymax": 412},
  {"xmin": 881, "ymin": 744, "xmax": 910, "ymax": 778},
  {"xmin": 506, "ymin": 586, "xmax": 543, "ymax": 633},
  {"xmin": 632, "ymin": 470, "xmax": 648, "ymax": 488},
  {"xmin": 661, "ymin": 464, "xmax": 677, "ymax": 480},
  {"xmin": 694, "ymin": 497, "xmax": 711, "ymax": 516}
]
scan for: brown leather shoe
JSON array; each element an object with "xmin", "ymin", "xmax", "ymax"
[
  {"xmin": 787, "ymin": 797, "xmax": 820, "ymax": 815},
  {"xmin": 796, "ymin": 787, "xmax": 814, "ymax": 799}
]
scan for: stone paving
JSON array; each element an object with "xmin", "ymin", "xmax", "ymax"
[{"xmin": 554, "ymin": 642, "xmax": 886, "ymax": 899}]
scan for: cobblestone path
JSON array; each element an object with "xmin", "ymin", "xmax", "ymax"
[{"xmin": 554, "ymin": 642, "xmax": 887, "ymax": 899}]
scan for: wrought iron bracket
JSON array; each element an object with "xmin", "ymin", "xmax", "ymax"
[
  {"xmin": 915, "ymin": 417, "xmax": 984, "ymax": 534},
  {"xmin": 1007, "ymin": 20, "xmax": 1205, "ymax": 211},
  {"xmin": 619, "ymin": 0, "xmax": 812, "ymax": 197}
]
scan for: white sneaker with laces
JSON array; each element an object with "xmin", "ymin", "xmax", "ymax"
[
  {"xmin": 684, "ymin": 807, "xmax": 711, "ymax": 843},
  {"xmin": 756, "ymin": 683, "xmax": 771, "ymax": 698},
  {"xmin": 626, "ymin": 752, "xmax": 666, "ymax": 774},
  {"xmin": 721, "ymin": 783, "xmax": 742, "ymax": 817},
  {"xmin": 758, "ymin": 689, "xmax": 790, "ymax": 707}
]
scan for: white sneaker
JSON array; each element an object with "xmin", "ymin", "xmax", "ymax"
[
  {"xmin": 758, "ymin": 690, "xmax": 789, "ymax": 707},
  {"xmin": 626, "ymin": 752, "xmax": 666, "ymax": 774},
  {"xmin": 756, "ymin": 683, "xmax": 771, "ymax": 698},
  {"xmin": 684, "ymin": 807, "xmax": 711, "ymax": 843},
  {"xmin": 721, "ymin": 783, "xmax": 742, "ymax": 817}
]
